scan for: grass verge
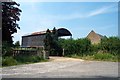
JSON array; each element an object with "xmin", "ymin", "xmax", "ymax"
[
  {"xmin": 2, "ymin": 56, "xmax": 48, "ymax": 67},
  {"xmin": 66, "ymin": 53, "xmax": 118, "ymax": 62}
]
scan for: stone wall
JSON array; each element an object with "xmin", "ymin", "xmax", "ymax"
[{"xmin": 12, "ymin": 47, "xmax": 47, "ymax": 59}]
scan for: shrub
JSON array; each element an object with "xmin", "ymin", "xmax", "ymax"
[
  {"xmin": 58, "ymin": 38, "xmax": 91, "ymax": 56},
  {"xmin": 2, "ymin": 57, "xmax": 17, "ymax": 66},
  {"xmin": 93, "ymin": 53, "xmax": 117, "ymax": 61},
  {"xmin": 100, "ymin": 37, "xmax": 120, "ymax": 55},
  {"xmin": 2, "ymin": 41, "xmax": 13, "ymax": 56},
  {"xmin": 14, "ymin": 55, "xmax": 44, "ymax": 63},
  {"xmin": 2, "ymin": 55, "xmax": 47, "ymax": 67},
  {"xmin": 58, "ymin": 37, "xmax": 119, "ymax": 62},
  {"xmin": 91, "ymin": 44, "xmax": 100, "ymax": 53}
]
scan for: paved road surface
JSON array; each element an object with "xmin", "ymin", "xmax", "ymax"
[{"xmin": 1, "ymin": 57, "xmax": 119, "ymax": 78}]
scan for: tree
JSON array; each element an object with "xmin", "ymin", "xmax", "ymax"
[
  {"xmin": 2, "ymin": 1, "xmax": 22, "ymax": 44},
  {"xmin": 44, "ymin": 29, "xmax": 52, "ymax": 59},
  {"xmin": 51, "ymin": 27, "xmax": 62, "ymax": 56},
  {"xmin": 44, "ymin": 27, "xmax": 62, "ymax": 56},
  {"xmin": 14, "ymin": 41, "xmax": 20, "ymax": 48},
  {"xmin": 44, "ymin": 29, "xmax": 52, "ymax": 50},
  {"xmin": 52, "ymin": 27, "xmax": 58, "ymax": 41}
]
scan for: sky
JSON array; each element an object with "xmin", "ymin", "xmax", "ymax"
[{"xmin": 13, "ymin": 1, "xmax": 118, "ymax": 44}]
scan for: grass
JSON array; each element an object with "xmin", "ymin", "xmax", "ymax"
[
  {"xmin": 2, "ymin": 47, "xmax": 47, "ymax": 67},
  {"xmin": 93, "ymin": 53, "xmax": 118, "ymax": 62},
  {"xmin": 2, "ymin": 56, "xmax": 18, "ymax": 66},
  {"xmin": 2, "ymin": 52, "xmax": 118, "ymax": 67},
  {"xmin": 2, "ymin": 56, "xmax": 48, "ymax": 67},
  {"xmin": 66, "ymin": 53, "xmax": 118, "ymax": 62}
]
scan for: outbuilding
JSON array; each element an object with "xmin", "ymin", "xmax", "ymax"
[
  {"xmin": 87, "ymin": 30, "xmax": 104, "ymax": 44},
  {"xmin": 21, "ymin": 28, "xmax": 72, "ymax": 47}
]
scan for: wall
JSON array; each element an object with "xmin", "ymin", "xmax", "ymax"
[
  {"xmin": 22, "ymin": 34, "xmax": 45, "ymax": 47},
  {"xmin": 87, "ymin": 31, "xmax": 101, "ymax": 44}
]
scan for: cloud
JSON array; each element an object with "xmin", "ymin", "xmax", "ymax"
[
  {"xmin": 19, "ymin": 4, "xmax": 117, "ymax": 32},
  {"xmin": 87, "ymin": 5, "xmax": 117, "ymax": 17},
  {"xmin": 13, "ymin": 3, "xmax": 117, "ymax": 42},
  {"xmin": 19, "ymin": 2, "xmax": 117, "ymax": 25},
  {"xmin": 36, "ymin": 4, "xmax": 117, "ymax": 22}
]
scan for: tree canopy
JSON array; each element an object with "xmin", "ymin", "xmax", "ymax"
[{"xmin": 2, "ymin": 1, "xmax": 22, "ymax": 44}]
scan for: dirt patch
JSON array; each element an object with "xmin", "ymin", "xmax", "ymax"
[{"xmin": 49, "ymin": 56, "xmax": 84, "ymax": 62}]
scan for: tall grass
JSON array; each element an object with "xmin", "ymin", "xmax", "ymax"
[
  {"xmin": 2, "ymin": 55, "xmax": 48, "ymax": 67},
  {"xmin": 2, "ymin": 57, "xmax": 17, "ymax": 66},
  {"xmin": 14, "ymin": 56, "xmax": 45, "ymax": 64},
  {"xmin": 93, "ymin": 53, "xmax": 118, "ymax": 62},
  {"xmin": 66, "ymin": 53, "xmax": 118, "ymax": 62}
]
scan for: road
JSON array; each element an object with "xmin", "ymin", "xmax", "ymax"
[{"xmin": 1, "ymin": 56, "xmax": 119, "ymax": 78}]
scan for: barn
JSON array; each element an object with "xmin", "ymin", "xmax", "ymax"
[
  {"xmin": 21, "ymin": 28, "xmax": 72, "ymax": 47},
  {"xmin": 87, "ymin": 30, "xmax": 104, "ymax": 44}
]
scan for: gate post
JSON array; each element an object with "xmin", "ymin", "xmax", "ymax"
[
  {"xmin": 42, "ymin": 47, "xmax": 49, "ymax": 59},
  {"xmin": 62, "ymin": 48, "xmax": 64, "ymax": 56},
  {"xmin": 42, "ymin": 48, "xmax": 46, "ymax": 59}
]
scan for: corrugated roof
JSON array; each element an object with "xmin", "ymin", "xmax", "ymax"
[
  {"xmin": 31, "ymin": 31, "xmax": 46, "ymax": 35},
  {"xmin": 22, "ymin": 28, "xmax": 72, "ymax": 37},
  {"xmin": 22, "ymin": 30, "xmax": 52, "ymax": 37}
]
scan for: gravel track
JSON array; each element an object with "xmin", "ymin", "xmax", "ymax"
[{"xmin": 1, "ymin": 56, "xmax": 119, "ymax": 78}]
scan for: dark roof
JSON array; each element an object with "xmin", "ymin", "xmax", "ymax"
[
  {"xmin": 22, "ymin": 28, "xmax": 72, "ymax": 37},
  {"xmin": 57, "ymin": 28, "xmax": 72, "ymax": 37}
]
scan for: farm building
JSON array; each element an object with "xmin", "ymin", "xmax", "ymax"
[
  {"xmin": 87, "ymin": 30, "xmax": 104, "ymax": 44},
  {"xmin": 21, "ymin": 28, "xmax": 72, "ymax": 47}
]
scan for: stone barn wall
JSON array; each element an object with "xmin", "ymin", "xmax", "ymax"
[
  {"xmin": 22, "ymin": 34, "xmax": 45, "ymax": 47},
  {"xmin": 87, "ymin": 30, "xmax": 103, "ymax": 44}
]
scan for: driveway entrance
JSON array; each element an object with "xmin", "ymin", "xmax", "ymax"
[{"xmin": 2, "ymin": 56, "xmax": 118, "ymax": 78}]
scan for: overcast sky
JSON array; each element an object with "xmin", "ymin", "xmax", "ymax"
[{"xmin": 13, "ymin": 1, "xmax": 118, "ymax": 44}]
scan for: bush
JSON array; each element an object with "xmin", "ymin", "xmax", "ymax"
[
  {"xmin": 91, "ymin": 44, "xmax": 100, "ymax": 53},
  {"xmin": 14, "ymin": 55, "xmax": 44, "ymax": 63},
  {"xmin": 2, "ymin": 41, "xmax": 13, "ymax": 56},
  {"xmin": 2, "ymin": 55, "xmax": 47, "ymax": 67},
  {"xmin": 58, "ymin": 38, "xmax": 91, "ymax": 56},
  {"xmin": 93, "ymin": 53, "xmax": 117, "ymax": 61},
  {"xmin": 58, "ymin": 37, "xmax": 119, "ymax": 62},
  {"xmin": 2, "ymin": 57, "xmax": 18, "ymax": 66},
  {"xmin": 100, "ymin": 37, "xmax": 120, "ymax": 55}
]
